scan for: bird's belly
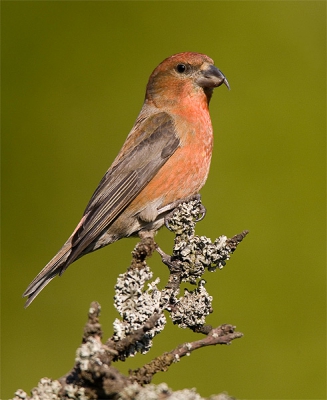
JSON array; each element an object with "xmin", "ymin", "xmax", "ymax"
[{"xmin": 105, "ymin": 122, "xmax": 214, "ymax": 241}]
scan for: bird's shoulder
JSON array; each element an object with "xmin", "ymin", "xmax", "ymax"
[{"xmin": 82, "ymin": 109, "xmax": 180, "ymax": 216}]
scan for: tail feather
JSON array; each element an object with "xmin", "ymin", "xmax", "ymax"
[
  {"xmin": 23, "ymin": 271, "xmax": 58, "ymax": 308},
  {"xmin": 23, "ymin": 239, "xmax": 72, "ymax": 307}
]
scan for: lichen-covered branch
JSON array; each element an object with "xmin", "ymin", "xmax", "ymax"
[
  {"xmin": 12, "ymin": 197, "xmax": 247, "ymax": 400},
  {"xmin": 130, "ymin": 324, "xmax": 243, "ymax": 385}
]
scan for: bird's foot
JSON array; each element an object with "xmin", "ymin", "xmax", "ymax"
[
  {"xmin": 163, "ymin": 194, "xmax": 206, "ymax": 231},
  {"xmin": 195, "ymin": 202, "xmax": 206, "ymax": 222}
]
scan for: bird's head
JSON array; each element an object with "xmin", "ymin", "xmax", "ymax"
[{"xmin": 145, "ymin": 52, "xmax": 229, "ymax": 110}]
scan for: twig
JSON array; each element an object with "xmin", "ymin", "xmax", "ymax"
[
  {"xmin": 12, "ymin": 198, "xmax": 247, "ymax": 400},
  {"xmin": 130, "ymin": 324, "xmax": 243, "ymax": 385}
]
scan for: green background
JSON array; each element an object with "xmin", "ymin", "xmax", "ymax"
[{"xmin": 2, "ymin": 2, "xmax": 325, "ymax": 399}]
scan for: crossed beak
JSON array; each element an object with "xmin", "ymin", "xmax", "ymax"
[{"xmin": 197, "ymin": 64, "xmax": 230, "ymax": 90}]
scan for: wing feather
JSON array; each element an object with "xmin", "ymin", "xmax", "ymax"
[{"xmin": 67, "ymin": 112, "xmax": 180, "ymax": 263}]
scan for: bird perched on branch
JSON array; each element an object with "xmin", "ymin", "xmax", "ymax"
[{"xmin": 23, "ymin": 52, "xmax": 229, "ymax": 307}]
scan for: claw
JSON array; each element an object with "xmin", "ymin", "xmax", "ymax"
[
  {"xmin": 195, "ymin": 204, "xmax": 206, "ymax": 222},
  {"xmin": 162, "ymin": 194, "xmax": 204, "ymax": 230}
]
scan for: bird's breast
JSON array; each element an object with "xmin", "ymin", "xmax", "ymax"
[{"xmin": 130, "ymin": 110, "xmax": 214, "ymax": 212}]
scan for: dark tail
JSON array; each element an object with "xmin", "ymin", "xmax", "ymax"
[{"xmin": 23, "ymin": 239, "xmax": 73, "ymax": 307}]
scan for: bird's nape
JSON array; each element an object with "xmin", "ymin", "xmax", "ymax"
[{"xmin": 23, "ymin": 52, "xmax": 229, "ymax": 307}]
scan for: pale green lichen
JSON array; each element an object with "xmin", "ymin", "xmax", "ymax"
[
  {"xmin": 11, "ymin": 378, "xmax": 87, "ymax": 400},
  {"xmin": 113, "ymin": 265, "xmax": 166, "ymax": 356},
  {"xmin": 75, "ymin": 336, "xmax": 104, "ymax": 371},
  {"xmin": 170, "ymin": 280, "xmax": 213, "ymax": 328}
]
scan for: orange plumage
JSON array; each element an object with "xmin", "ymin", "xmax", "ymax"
[{"xmin": 23, "ymin": 52, "xmax": 229, "ymax": 307}]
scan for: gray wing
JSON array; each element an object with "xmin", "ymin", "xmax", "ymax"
[
  {"xmin": 22, "ymin": 111, "xmax": 179, "ymax": 307},
  {"xmin": 66, "ymin": 111, "xmax": 180, "ymax": 264}
]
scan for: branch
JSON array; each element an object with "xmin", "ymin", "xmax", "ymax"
[
  {"xmin": 130, "ymin": 324, "xmax": 243, "ymax": 385},
  {"xmin": 12, "ymin": 197, "xmax": 247, "ymax": 400}
]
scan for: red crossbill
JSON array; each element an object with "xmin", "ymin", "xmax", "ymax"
[{"xmin": 23, "ymin": 52, "xmax": 229, "ymax": 307}]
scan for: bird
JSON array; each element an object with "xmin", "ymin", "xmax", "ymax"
[{"xmin": 23, "ymin": 52, "xmax": 229, "ymax": 307}]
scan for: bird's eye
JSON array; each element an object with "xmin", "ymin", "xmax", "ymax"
[{"xmin": 176, "ymin": 64, "xmax": 186, "ymax": 73}]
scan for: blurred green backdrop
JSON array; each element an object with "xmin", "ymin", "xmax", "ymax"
[{"xmin": 2, "ymin": 2, "xmax": 325, "ymax": 399}]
